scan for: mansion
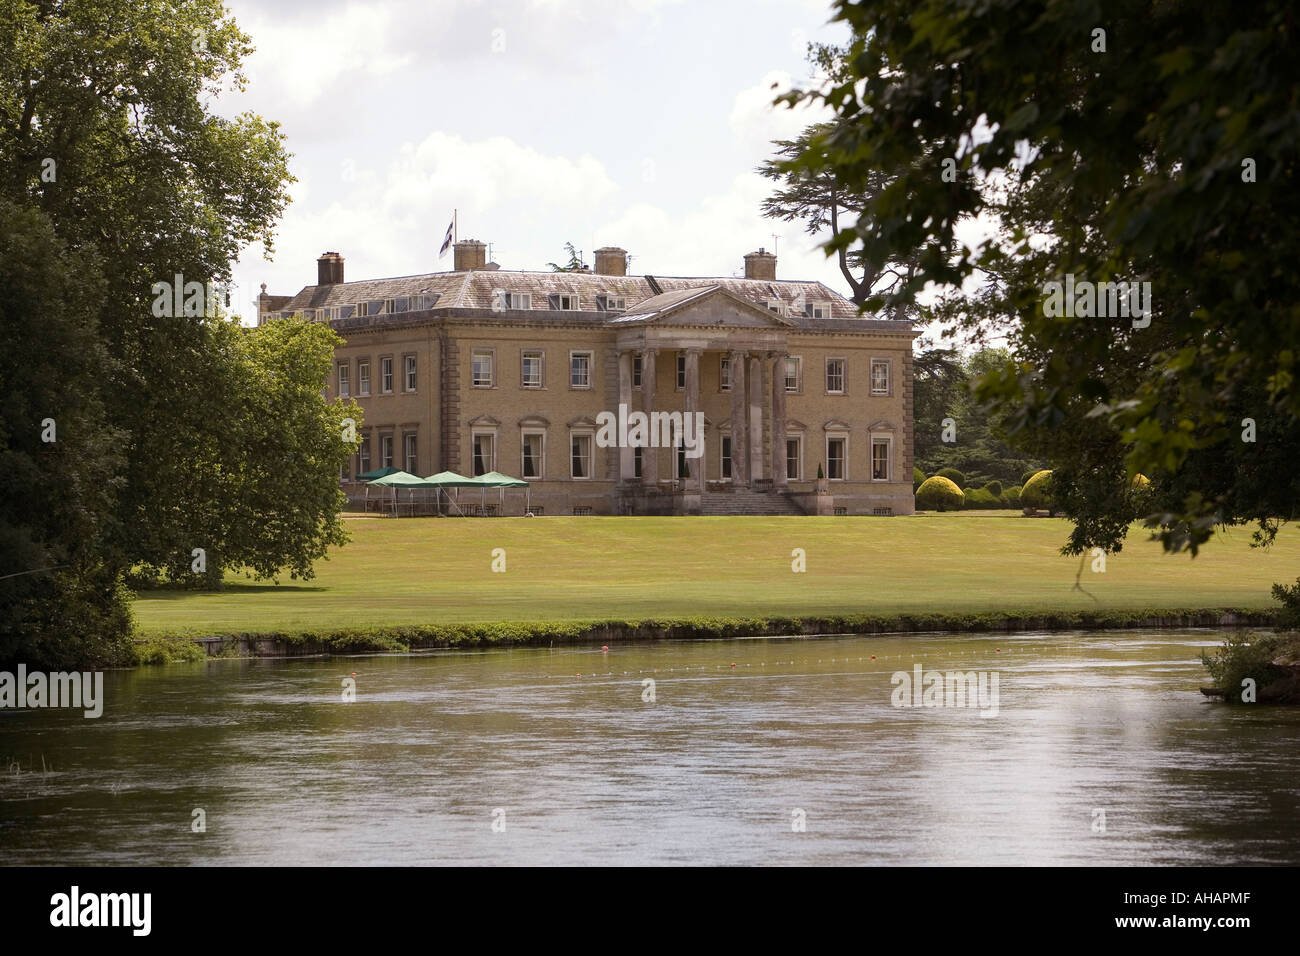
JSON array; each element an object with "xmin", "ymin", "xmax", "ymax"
[{"xmin": 259, "ymin": 241, "xmax": 918, "ymax": 516}]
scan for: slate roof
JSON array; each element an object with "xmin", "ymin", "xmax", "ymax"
[{"xmin": 269, "ymin": 267, "xmax": 909, "ymax": 328}]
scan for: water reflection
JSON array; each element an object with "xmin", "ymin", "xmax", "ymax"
[{"xmin": 1, "ymin": 631, "xmax": 1297, "ymax": 865}]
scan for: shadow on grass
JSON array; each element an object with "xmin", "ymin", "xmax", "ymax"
[{"xmin": 133, "ymin": 582, "xmax": 327, "ymax": 601}]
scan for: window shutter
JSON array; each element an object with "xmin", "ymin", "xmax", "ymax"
[{"xmin": 547, "ymin": 293, "xmax": 561, "ymax": 310}]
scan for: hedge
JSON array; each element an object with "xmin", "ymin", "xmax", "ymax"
[
  {"xmin": 916, "ymin": 475, "xmax": 965, "ymax": 511},
  {"xmin": 934, "ymin": 467, "xmax": 967, "ymax": 488},
  {"xmin": 1020, "ymin": 470, "xmax": 1054, "ymax": 510}
]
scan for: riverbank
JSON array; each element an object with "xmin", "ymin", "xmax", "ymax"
[{"xmin": 135, "ymin": 607, "xmax": 1279, "ymax": 663}]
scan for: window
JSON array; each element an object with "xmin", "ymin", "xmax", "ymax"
[
  {"xmin": 786, "ymin": 437, "xmax": 801, "ymax": 481},
  {"xmin": 826, "ymin": 358, "xmax": 845, "ymax": 394},
  {"xmin": 632, "ymin": 355, "xmax": 642, "ymax": 389},
  {"xmin": 827, "ymin": 436, "xmax": 847, "ymax": 480},
  {"xmin": 472, "ymin": 350, "xmax": 494, "ymax": 388},
  {"xmin": 676, "ymin": 353, "xmax": 686, "ymax": 390},
  {"xmin": 359, "ymin": 435, "xmax": 371, "ymax": 476},
  {"xmin": 337, "ymin": 363, "xmax": 350, "ymax": 398},
  {"xmin": 404, "ymin": 354, "xmax": 417, "ymax": 392},
  {"xmin": 633, "ymin": 445, "xmax": 642, "ymax": 479},
  {"xmin": 570, "ymin": 351, "xmax": 593, "ymax": 389},
  {"xmin": 871, "ymin": 359, "xmax": 891, "ymax": 395},
  {"xmin": 521, "ymin": 431, "xmax": 545, "ymax": 480},
  {"xmin": 380, "ymin": 357, "xmax": 394, "ymax": 393},
  {"xmin": 380, "ymin": 434, "xmax": 394, "ymax": 469},
  {"xmin": 809, "ymin": 302, "xmax": 831, "ymax": 319},
  {"xmin": 676, "ymin": 439, "xmax": 689, "ymax": 479},
  {"xmin": 784, "ymin": 356, "xmax": 801, "ymax": 392},
  {"xmin": 338, "ymin": 304, "xmax": 356, "ymax": 319},
  {"xmin": 472, "ymin": 433, "xmax": 495, "ymax": 476},
  {"xmin": 764, "ymin": 299, "xmax": 786, "ymax": 316},
  {"xmin": 384, "ymin": 298, "xmax": 399, "ymax": 314},
  {"xmin": 720, "ymin": 356, "xmax": 731, "ymax": 391},
  {"xmin": 605, "ymin": 294, "xmax": 626, "ymax": 311},
  {"xmin": 551, "ymin": 293, "xmax": 579, "ymax": 310},
  {"xmin": 522, "ymin": 350, "xmax": 543, "ymax": 389},
  {"xmin": 358, "ymin": 361, "xmax": 371, "ymax": 396},
  {"xmin": 497, "ymin": 292, "xmax": 531, "ymax": 310},
  {"xmin": 872, "ymin": 436, "xmax": 892, "ymax": 481},
  {"xmin": 404, "ymin": 433, "xmax": 418, "ymax": 474},
  {"xmin": 721, "ymin": 436, "xmax": 732, "ymax": 479},
  {"xmin": 571, "ymin": 433, "xmax": 593, "ymax": 479},
  {"xmin": 390, "ymin": 297, "xmax": 408, "ymax": 313}
]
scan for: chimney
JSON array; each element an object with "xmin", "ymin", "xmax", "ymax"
[
  {"xmin": 454, "ymin": 239, "xmax": 487, "ymax": 271},
  {"xmin": 317, "ymin": 251, "xmax": 344, "ymax": 285},
  {"xmin": 743, "ymin": 247, "xmax": 777, "ymax": 280},
  {"xmin": 594, "ymin": 246, "xmax": 628, "ymax": 276}
]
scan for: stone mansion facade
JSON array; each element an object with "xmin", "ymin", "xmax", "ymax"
[{"xmin": 259, "ymin": 241, "xmax": 918, "ymax": 515}]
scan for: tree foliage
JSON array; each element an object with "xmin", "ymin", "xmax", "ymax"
[{"xmin": 779, "ymin": 0, "xmax": 1300, "ymax": 556}]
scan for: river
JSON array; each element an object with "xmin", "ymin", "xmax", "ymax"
[{"xmin": 2, "ymin": 629, "xmax": 1298, "ymax": 865}]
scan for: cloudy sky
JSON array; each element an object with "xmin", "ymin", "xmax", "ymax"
[{"xmin": 215, "ymin": 0, "xmax": 851, "ymax": 316}]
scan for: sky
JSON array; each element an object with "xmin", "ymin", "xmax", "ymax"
[{"xmin": 215, "ymin": 0, "xmax": 854, "ymax": 318}]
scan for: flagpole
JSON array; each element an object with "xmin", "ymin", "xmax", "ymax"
[{"xmin": 454, "ymin": 208, "xmax": 457, "ymax": 245}]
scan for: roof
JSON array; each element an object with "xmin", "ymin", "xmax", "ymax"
[{"xmin": 267, "ymin": 267, "xmax": 911, "ymax": 328}]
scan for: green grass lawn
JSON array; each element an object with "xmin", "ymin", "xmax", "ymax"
[{"xmin": 131, "ymin": 511, "xmax": 1297, "ymax": 637}]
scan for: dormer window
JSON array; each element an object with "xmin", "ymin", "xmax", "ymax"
[
  {"xmin": 604, "ymin": 294, "xmax": 626, "ymax": 311},
  {"xmin": 496, "ymin": 291, "xmax": 531, "ymax": 310},
  {"xmin": 808, "ymin": 301, "xmax": 831, "ymax": 318},
  {"xmin": 549, "ymin": 293, "xmax": 580, "ymax": 311},
  {"xmin": 764, "ymin": 299, "xmax": 786, "ymax": 316}
]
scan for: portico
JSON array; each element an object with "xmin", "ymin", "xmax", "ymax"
[{"xmin": 610, "ymin": 286, "xmax": 796, "ymax": 514}]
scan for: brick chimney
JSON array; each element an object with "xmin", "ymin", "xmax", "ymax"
[
  {"xmin": 743, "ymin": 247, "xmax": 776, "ymax": 280},
  {"xmin": 454, "ymin": 239, "xmax": 487, "ymax": 271},
  {"xmin": 317, "ymin": 251, "xmax": 344, "ymax": 285},
  {"xmin": 594, "ymin": 247, "xmax": 628, "ymax": 276}
]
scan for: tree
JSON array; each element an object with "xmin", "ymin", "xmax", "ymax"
[
  {"xmin": 0, "ymin": 1, "xmax": 327, "ymax": 664},
  {"xmin": 759, "ymin": 43, "xmax": 923, "ymax": 311},
  {"xmin": 547, "ymin": 242, "xmax": 586, "ymax": 272},
  {"xmin": 779, "ymin": 0, "xmax": 1300, "ymax": 555},
  {"xmin": 0, "ymin": 201, "xmax": 132, "ymax": 667}
]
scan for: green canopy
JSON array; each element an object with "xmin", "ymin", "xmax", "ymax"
[
  {"xmin": 472, "ymin": 470, "xmax": 529, "ymax": 488},
  {"xmin": 367, "ymin": 470, "xmax": 429, "ymax": 488},
  {"xmin": 356, "ymin": 465, "xmax": 403, "ymax": 481},
  {"xmin": 421, "ymin": 470, "xmax": 479, "ymax": 488}
]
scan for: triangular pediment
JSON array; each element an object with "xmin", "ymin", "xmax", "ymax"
[
  {"xmin": 611, "ymin": 285, "xmax": 798, "ymax": 328},
  {"xmin": 467, "ymin": 414, "xmax": 501, "ymax": 427},
  {"xmin": 867, "ymin": 419, "xmax": 897, "ymax": 431},
  {"xmin": 518, "ymin": 414, "xmax": 550, "ymax": 427}
]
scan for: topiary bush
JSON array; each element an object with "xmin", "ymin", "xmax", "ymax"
[
  {"xmin": 963, "ymin": 487, "xmax": 999, "ymax": 509},
  {"xmin": 935, "ymin": 467, "xmax": 967, "ymax": 488},
  {"xmin": 983, "ymin": 479, "xmax": 1002, "ymax": 497},
  {"xmin": 913, "ymin": 466, "xmax": 926, "ymax": 492},
  {"xmin": 1020, "ymin": 468, "xmax": 1040, "ymax": 486},
  {"xmin": 1001, "ymin": 484, "xmax": 1022, "ymax": 509},
  {"xmin": 915, "ymin": 475, "xmax": 965, "ymax": 511},
  {"xmin": 1020, "ymin": 470, "xmax": 1054, "ymax": 513}
]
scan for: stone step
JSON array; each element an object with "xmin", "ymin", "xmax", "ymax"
[{"xmin": 700, "ymin": 490, "xmax": 805, "ymax": 516}]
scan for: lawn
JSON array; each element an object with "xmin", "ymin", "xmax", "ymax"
[{"xmin": 131, "ymin": 511, "xmax": 1298, "ymax": 637}]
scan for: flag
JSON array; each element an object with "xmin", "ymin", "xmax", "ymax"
[{"xmin": 438, "ymin": 218, "xmax": 454, "ymax": 258}]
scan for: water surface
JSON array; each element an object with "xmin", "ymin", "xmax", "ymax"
[{"xmin": 2, "ymin": 630, "xmax": 1298, "ymax": 865}]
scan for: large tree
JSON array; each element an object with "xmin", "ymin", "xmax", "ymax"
[
  {"xmin": 780, "ymin": 0, "xmax": 1300, "ymax": 555},
  {"xmin": 0, "ymin": 0, "xmax": 353, "ymax": 665}
]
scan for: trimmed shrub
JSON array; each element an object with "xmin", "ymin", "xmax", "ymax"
[
  {"xmin": 1001, "ymin": 484, "xmax": 1022, "ymax": 509},
  {"xmin": 982, "ymin": 479, "xmax": 1002, "ymax": 497},
  {"xmin": 963, "ymin": 487, "xmax": 999, "ymax": 509},
  {"xmin": 935, "ymin": 467, "xmax": 967, "ymax": 488},
  {"xmin": 1020, "ymin": 470, "xmax": 1054, "ymax": 511},
  {"xmin": 915, "ymin": 475, "xmax": 965, "ymax": 511},
  {"xmin": 1131, "ymin": 473, "xmax": 1151, "ymax": 489},
  {"xmin": 1020, "ymin": 468, "xmax": 1040, "ymax": 486},
  {"xmin": 913, "ymin": 466, "xmax": 926, "ymax": 492}
]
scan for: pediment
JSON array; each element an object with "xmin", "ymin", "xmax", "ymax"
[
  {"xmin": 619, "ymin": 286, "xmax": 798, "ymax": 329},
  {"xmin": 568, "ymin": 415, "xmax": 599, "ymax": 428},
  {"xmin": 867, "ymin": 419, "xmax": 897, "ymax": 431},
  {"xmin": 518, "ymin": 414, "xmax": 550, "ymax": 427},
  {"xmin": 823, "ymin": 418, "xmax": 852, "ymax": 431},
  {"xmin": 467, "ymin": 414, "xmax": 501, "ymax": 427}
]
